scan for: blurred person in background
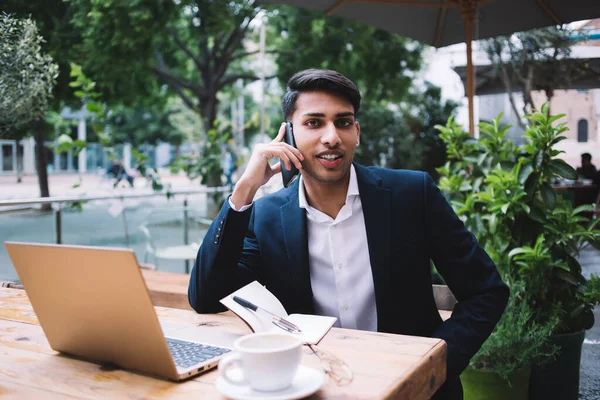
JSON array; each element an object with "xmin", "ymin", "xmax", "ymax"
[
  {"xmin": 107, "ymin": 159, "xmax": 134, "ymax": 188},
  {"xmin": 576, "ymin": 153, "xmax": 596, "ymax": 180}
]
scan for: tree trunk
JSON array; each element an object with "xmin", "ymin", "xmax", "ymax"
[
  {"xmin": 33, "ymin": 118, "xmax": 52, "ymax": 211},
  {"xmin": 200, "ymin": 95, "xmax": 218, "ymax": 135},
  {"xmin": 544, "ymin": 88, "xmax": 554, "ymax": 115},
  {"xmin": 199, "ymin": 94, "xmax": 223, "ymax": 188},
  {"xmin": 499, "ymin": 63, "xmax": 526, "ymax": 129},
  {"xmin": 16, "ymin": 139, "xmax": 22, "ymax": 183},
  {"xmin": 522, "ymin": 65, "xmax": 536, "ymax": 113}
]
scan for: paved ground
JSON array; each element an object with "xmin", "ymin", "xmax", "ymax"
[{"xmin": 0, "ymin": 173, "xmax": 598, "ymax": 398}]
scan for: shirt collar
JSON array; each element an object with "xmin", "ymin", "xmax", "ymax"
[{"xmin": 298, "ymin": 164, "xmax": 359, "ymax": 210}]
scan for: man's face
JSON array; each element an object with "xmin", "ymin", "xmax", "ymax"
[{"xmin": 289, "ymin": 90, "xmax": 360, "ymax": 186}]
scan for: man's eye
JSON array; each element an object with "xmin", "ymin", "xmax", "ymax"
[
  {"xmin": 336, "ymin": 120, "xmax": 352, "ymax": 128},
  {"xmin": 306, "ymin": 120, "xmax": 320, "ymax": 127}
]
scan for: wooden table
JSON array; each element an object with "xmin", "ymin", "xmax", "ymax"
[
  {"xmin": 0, "ymin": 287, "xmax": 446, "ymax": 399},
  {"xmin": 142, "ymin": 269, "xmax": 193, "ymax": 311},
  {"xmin": 551, "ymin": 183, "xmax": 597, "ymax": 192},
  {"xmin": 140, "ymin": 270, "xmax": 455, "ymax": 322}
]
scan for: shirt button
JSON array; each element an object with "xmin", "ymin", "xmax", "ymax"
[
  {"xmin": 343, "ymin": 304, "xmax": 349, "ymax": 310},
  {"xmin": 337, "ymin": 263, "xmax": 343, "ymax": 270}
]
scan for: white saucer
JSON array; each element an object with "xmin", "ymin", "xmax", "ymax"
[{"xmin": 215, "ymin": 365, "xmax": 325, "ymax": 400}]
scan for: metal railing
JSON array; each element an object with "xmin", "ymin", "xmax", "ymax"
[{"xmin": 0, "ymin": 187, "xmax": 230, "ymax": 273}]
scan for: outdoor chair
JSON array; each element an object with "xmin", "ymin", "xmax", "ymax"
[{"xmin": 139, "ymin": 206, "xmax": 212, "ymax": 271}]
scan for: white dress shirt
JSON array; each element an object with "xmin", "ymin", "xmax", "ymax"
[
  {"xmin": 228, "ymin": 165, "xmax": 378, "ymax": 331},
  {"xmin": 298, "ymin": 166, "xmax": 377, "ymax": 331}
]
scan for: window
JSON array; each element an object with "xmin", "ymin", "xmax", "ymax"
[{"xmin": 578, "ymin": 119, "xmax": 589, "ymax": 143}]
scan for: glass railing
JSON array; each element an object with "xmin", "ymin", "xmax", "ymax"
[{"xmin": 0, "ymin": 187, "xmax": 229, "ymax": 282}]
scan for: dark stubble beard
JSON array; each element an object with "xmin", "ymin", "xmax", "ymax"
[{"xmin": 302, "ymin": 161, "xmax": 352, "ymax": 186}]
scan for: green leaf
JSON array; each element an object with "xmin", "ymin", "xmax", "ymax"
[
  {"xmin": 525, "ymin": 172, "xmax": 540, "ymax": 196},
  {"xmin": 550, "ymin": 136, "xmax": 568, "ymax": 145},
  {"xmin": 534, "ymin": 151, "xmax": 544, "ymax": 169},
  {"xmin": 548, "ymin": 114, "xmax": 566, "ymax": 125},
  {"xmin": 501, "ymin": 203, "xmax": 510, "ymax": 214},
  {"xmin": 508, "ymin": 248, "xmax": 529, "ymax": 258},
  {"xmin": 540, "ymin": 182, "xmax": 556, "ymax": 209},
  {"xmin": 574, "ymin": 204, "xmax": 596, "ymax": 215},
  {"xmin": 548, "ymin": 159, "xmax": 576, "ymax": 179},
  {"xmin": 86, "ymin": 102, "xmax": 100, "ymax": 112},
  {"xmin": 518, "ymin": 163, "xmax": 534, "ymax": 184},
  {"xmin": 555, "ymin": 270, "xmax": 579, "ymax": 286},
  {"xmin": 541, "ymin": 102, "xmax": 549, "ymax": 116},
  {"xmin": 528, "ymin": 206, "xmax": 546, "ymax": 223}
]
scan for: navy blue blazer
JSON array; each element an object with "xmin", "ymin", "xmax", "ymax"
[{"xmin": 189, "ymin": 164, "xmax": 508, "ymax": 399}]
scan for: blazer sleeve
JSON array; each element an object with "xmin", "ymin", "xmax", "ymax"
[
  {"xmin": 423, "ymin": 173, "xmax": 509, "ymax": 380},
  {"xmin": 188, "ymin": 197, "xmax": 262, "ymax": 313}
]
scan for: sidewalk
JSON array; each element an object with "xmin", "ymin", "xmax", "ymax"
[
  {"xmin": 0, "ymin": 171, "xmax": 284, "ymax": 202},
  {"xmin": 0, "ymin": 172, "xmax": 203, "ymax": 201}
]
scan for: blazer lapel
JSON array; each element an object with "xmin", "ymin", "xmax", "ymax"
[
  {"xmin": 354, "ymin": 164, "xmax": 393, "ymax": 331},
  {"xmin": 279, "ymin": 180, "xmax": 314, "ymax": 313}
]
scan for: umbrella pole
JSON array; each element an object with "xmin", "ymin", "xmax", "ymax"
[{"xmin": 461, "ymin": 2, "xmax": 476, "ymax": 136}]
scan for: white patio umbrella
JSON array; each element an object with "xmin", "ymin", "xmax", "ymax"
[{"xmin": 260, "ymin": 0, "xmax": 600, "ymax": 135}]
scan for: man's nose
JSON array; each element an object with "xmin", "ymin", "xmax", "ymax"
[{"xmin": 320, "ymin": 123, "xmax": 341, "ymax": 146}]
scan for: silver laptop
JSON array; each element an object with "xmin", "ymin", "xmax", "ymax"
[{"xmin": 5, "ymin": 241, "xmax": 236, "ymax": 381}]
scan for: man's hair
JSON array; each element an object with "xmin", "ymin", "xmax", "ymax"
[
  {"xmin": 582, "ymin": 153, "xmax": 592, "ymax": 162},
  {"xmin": 281, "ymin": 69, "xmax": 361, "ymax": 121}
]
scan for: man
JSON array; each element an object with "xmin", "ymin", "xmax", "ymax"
[
  {"xmin": 189, "ymin": 69, "xmax": 508, "ymax": 399},
  {"xmin": 576, "ymin": 152, "xmax": 596, "ymax": 180},
  {"xmin": 107, "ymin": 159, "xmax": 134, "ymax": 188}
]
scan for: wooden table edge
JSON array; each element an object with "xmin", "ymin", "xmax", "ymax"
[{"xmin": 380, "ymin": 339, "xmax": 447, "ymax": 400}]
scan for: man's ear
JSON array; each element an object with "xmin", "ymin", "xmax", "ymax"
[{"xmin": 355, "ymin": 121, "xmax": 361, "ymax": 147}]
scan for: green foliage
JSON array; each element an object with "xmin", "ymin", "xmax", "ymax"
[
  {"xmin": 437, "ymin": 103, "xmax": 600, "ymax": 376},
  {"xmin": 1, "ymin": 0, "xmax": 82, "ymax": 110},
  {"xmin": 68, "ymin": 0, "xmax": 262, "ymax": 135},
  {"xmin": 66, "ymin": 64, "xmax": 167, "ymax": 192},
  {"xmin": 67, "ymin": 0, "xmax": 175, "ymax": 106},
  {"xmin": 108, "ymin": 106, "xmax": 187, "ymax": 147},
  {"xmin": 470, "ymin": 282, "xmax": 559, "ymax": 381},
  {"xmin": 354, "ymin": 83, "xmax": 457, "ymax": 175},
  {"xmin": 171, "ymin": 121, "xmax": 228, "ymax": 187},
  {"xmin": 354, "ymin": 106, "xmax": 424, "ymax": 170},
  {"xmin": 483, "ymin": 25, "xmax": 587, "ymax": 119},
  {"xmin": 0, "ymin": 13, "xmax": 58, "ymax": 134},
  {"xmin": 270, "ymin": 6, "xmax": 422, "ymax": 105}
]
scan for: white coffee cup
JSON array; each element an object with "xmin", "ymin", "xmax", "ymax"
[{"xmin": 218, "ymin": 332, "xmax": 303, "ymax": 392}]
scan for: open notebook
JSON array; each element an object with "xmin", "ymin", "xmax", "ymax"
[{"xmin": 220, "ymin": 281, "xmax": 337, "ymax": 344}]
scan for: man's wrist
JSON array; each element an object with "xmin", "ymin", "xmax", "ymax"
[{"xmin": 230, "ymin": 179, "xmax": 260, "ymax": 210}]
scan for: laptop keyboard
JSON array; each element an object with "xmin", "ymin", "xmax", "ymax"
[{"xmin": 166, "ymin": 337, "xmax": 231, "ymax": 369}]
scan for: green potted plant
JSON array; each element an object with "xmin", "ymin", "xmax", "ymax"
[{"xmin": 436, "ymin": 104, "xmax": 600, "ymax": 399}]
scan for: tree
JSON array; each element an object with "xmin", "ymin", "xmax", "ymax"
[
  {"xmin": 0, "ymin": 14, "xmax": 58, "ymax": 133},
  {"xmin": 483, "ymin": 25, "xmax": 591, "ymax": 127},
  {"xmin": 1, "ymin": 1, "xmax": 84, "ymax": 200},
  {"xmin": 108, "ymin": 106, "xmax": 187, "ymax": 148},
  {"xmin": 355, "ymin": 83, "xmax": 457, "ymax": 179},
  {"xmin": 69, "ymin": 0, "xmax": 270, "ymax": 136},
  {"xmin": 270, "ymin": 6, "xmax": 422, "ymax": 106},
  {"xmin": 0, "ymin": 14, "xmax": 58, "ymax": 208},
  {"xmin": 1, "ymin": 1, "xmax": 82, "ymax": 109}
]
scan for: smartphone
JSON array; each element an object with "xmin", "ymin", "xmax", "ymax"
[{"xmin": 280, "ymin": 122, "xmax": 300, "ymax": 188}]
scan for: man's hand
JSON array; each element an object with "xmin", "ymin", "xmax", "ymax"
[{"xmin": 231, "ymin": 123, "xmax": 304, "ymax": 208}]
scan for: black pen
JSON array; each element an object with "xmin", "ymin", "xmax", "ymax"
[{"xmin": 233, "ymin": 296, "xmax": 302, "ymax": 334}]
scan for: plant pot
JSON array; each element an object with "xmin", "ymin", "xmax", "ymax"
[
  {"xmin": 461, "ymin": 367, "xmax": 531, "ymax": 400},
  {"xmin": 529, "ymin": 330, "xmax": 585, "ymax": 400}
]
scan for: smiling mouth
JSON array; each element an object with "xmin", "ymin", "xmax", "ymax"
[{"xmin": 317, "ymin": 154, "xmax": 342, "ymax": 161}]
